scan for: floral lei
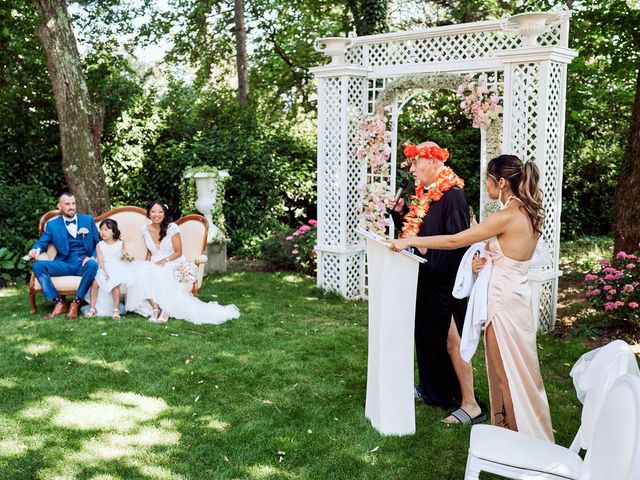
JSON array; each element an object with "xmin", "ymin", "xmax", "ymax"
[{"xmin": 401, "ymin": 166, "xmax": 465, "ymax": 238}]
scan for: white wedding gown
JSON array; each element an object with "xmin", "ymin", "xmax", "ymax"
[{"xmin": 125, "ymin": 223, "xmax": 240, "ymax": 325}]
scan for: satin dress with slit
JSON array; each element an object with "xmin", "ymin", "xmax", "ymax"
[{"xmin": 484, "ymin": 236, "xmax": 554, "ymax": 442}]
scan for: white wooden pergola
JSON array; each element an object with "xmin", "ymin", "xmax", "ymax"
[{"xmin": 310, "ymin": 7, "xmax": 578, "ymax": 331}]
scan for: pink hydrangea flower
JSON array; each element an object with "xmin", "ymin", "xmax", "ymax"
[
  {"xmin": 629, "ymin": 302, "xmax": 639, "ymax": 309},
  {"xmin": 286, "ymin": 236, "xmax": 294, "ymax": 241},
  {"xmin": 603, "ymin": 285, "xmax": 612, "ymax": 291},
  {"xmin": 598, "ymin": 258, "xmax": 610, "ymax": 266},
  {"xmin": 299, "ymin": 225, "xmax": 310, "ymax": 234},
  {"xmin": 308, "ymin": 219, "xmax": 318, "ymax": 227},
  {"xmin": 584, "ymin": 274, "xmax": 598, "ymax": 281},
  {"xmin": 604, "ymin": 302, "xmax": 620, "ymax": 311},
  {"xmin": 627, "ymin": 263, "xmax": 636, "ymax": 269},
  {"xmin": 616, "ymin": 251, "xmax": 629, "ymax": 260}
]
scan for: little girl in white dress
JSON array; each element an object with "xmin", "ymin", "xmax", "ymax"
[{"xmin": 87, "ymin": 219, "xmax": 133, "ymax": 319}]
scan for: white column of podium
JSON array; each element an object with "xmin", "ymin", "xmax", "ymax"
[{"xmin": 363, "ymin": 233, "xmax": 424, "ymax": 435}]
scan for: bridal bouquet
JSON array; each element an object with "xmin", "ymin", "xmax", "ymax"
[{"xmin": 173, "ymin": 260, "xmax": 198, "ymax": 284}]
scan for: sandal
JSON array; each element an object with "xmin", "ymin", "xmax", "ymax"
[
  {"xmin": 443, "ymin": 407, "xmax": 487, "ymax": 426},
  {"xmin": 156, "ymin": 310, "xmax": 169, "ymax": 324},
  {"xmin": 112, "ymin": 307, "xmax": 121, "ymax": 321},
  {"xmin": 85, "ymin": 307, "xmax": 97, "ymax": 318},
  {"xmin": 148, "ymin": 307, "xmax": 160, "ymax": 323}
]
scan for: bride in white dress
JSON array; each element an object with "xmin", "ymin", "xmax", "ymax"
[{"xmin": 125, "ymin": 201, "xmax": 240, "ymax": 325}]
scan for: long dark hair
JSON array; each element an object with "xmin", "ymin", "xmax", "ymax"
[
  {"xmin": 146, "ymin": 200, "xmax": 172, "ymax": 241},
  {"xmin": 99, "ymin": 218, "xmax": 121, "ymax": 240},
  {"xmin": 487, "ymin": 154, "xmax": 545, "ymax": 235}
]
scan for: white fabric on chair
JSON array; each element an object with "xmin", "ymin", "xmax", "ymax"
[
  {"xmin": 464, "ymin": 374, "xmax": 640, "ymax": 480},
  {"xmin": 569, "ymin": 339, "xmax": 640, "ymax": 451},
  {"xmin": 452, "ymin": 241, "xmax": 491, "ymax": 362}
]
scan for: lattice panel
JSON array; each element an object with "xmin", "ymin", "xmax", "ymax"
[
  {"xmin": 345, "ymin": 27, "xmax": 561, "ymax": 68},
  {"xmin": 510, "ymin": 63, "xmax": 540, "ymax": 162},
  {"xmin": 318, "ymin": 252, "xmax": 341, "ymax": 292},
  {"xmin": 541, "ymin": 63, "xmax": 563, "ymax": 271},
  {"xmin": 320, "ymin": 78, "xmax": 343, "ymax": 247},
  {"xmin": 346, "ymin": 253, "xmax": 364, "ymax": 299},
  {"xmin": 538, "ymin": 280, "xmax": 554, "ymax": 332},
  {"xmin": 347, "ymin": 76, "xmax": 367, "ymax": 245}
]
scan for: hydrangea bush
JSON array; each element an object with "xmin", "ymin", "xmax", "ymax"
[
  {"xmin": 584, "ymin": 251, "xmax": 640, "ymax": 327},
  {"xmin": 284, "ymin": 220, "xmax": 318, "ymax": 275}
]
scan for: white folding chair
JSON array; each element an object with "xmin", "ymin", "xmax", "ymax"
[{"xmin": 464, "ymin": 374, "xmax": 640, "ymax": 480}]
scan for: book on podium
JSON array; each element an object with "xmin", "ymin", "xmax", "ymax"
[{"xmin": 358, "ymin": 229, "xmax": 426, "ymax": 436}]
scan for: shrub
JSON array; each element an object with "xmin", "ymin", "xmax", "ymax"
[
  {"xmin": 260, "ymin": 220, "xmax": 317, "ymax": 275},
  {"xmin": 583, "ymin": 251, "xmax": 640, "ymax": 328}
]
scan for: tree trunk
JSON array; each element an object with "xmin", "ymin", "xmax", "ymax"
[
  {"xmin": 613, "ymin": 65, "xmax": 640, "ymax": 253},
  {"xmin": 234, "ymin": 0, "xmax": 248, "ymax": 107},
  {"xmin": 32, "ymin": 0, "xmax": 110, "ymax": 215}
]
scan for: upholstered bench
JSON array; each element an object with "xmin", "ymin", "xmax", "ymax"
[{"xmin": 29, "ymin": 206, "xmax": 209, "ymax": 313}]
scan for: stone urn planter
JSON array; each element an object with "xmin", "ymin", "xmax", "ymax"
[{"xmin": 183, "ymin": 169, "xmax": 230, "ymax": 273}]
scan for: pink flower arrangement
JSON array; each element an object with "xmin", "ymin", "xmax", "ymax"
[
  {"xmin": 456, "ymin": 74, "xmax": 503, "ymax": 129},
  {"xmin": 583, "ymin": 250, "xmax": 640, "ymax": 327},
  {"xmin": 357, "ymin": 111, "xmax": 394, "ymax": 236}
]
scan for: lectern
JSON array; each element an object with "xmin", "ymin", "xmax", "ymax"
[{"xmin": 360, "ymin": 230, "xmax": 425, "ymax": 436}]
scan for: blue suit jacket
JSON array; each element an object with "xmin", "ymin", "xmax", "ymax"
[{"xmin": 32, "ymin": 214, "xmax": 100, "ymax": 261}]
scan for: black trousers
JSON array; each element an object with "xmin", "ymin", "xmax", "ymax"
[{"xmin": 414, "ymin": 274, "xmax": 467, "ymax": 409}]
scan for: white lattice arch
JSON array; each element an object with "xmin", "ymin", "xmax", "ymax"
[{"xmin": 311, "ymin": 10, "xmax": 578, "ymax": 331}]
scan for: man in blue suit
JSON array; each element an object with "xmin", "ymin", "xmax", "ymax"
[{"xmin": 28, "ymin": 192, "xmax": 101, "ymax": 319}]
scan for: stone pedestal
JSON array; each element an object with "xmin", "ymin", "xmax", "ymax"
[{"xmin": 205, "ymin": 242, "xmax": 227, "ymax": 273}]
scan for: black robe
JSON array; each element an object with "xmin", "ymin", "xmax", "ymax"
[{"xmin": 392, "ymin": 186, "xmax": 470, "ymax": 408}]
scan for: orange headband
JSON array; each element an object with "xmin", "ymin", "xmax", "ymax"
[{"xmin": 403, "ymin": 142, "xmax": 449, "ymax": 162}]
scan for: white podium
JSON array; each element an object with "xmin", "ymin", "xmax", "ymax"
[{"xmin": 360, "ymin": 230, "xmax": 425, "ymax": 436}]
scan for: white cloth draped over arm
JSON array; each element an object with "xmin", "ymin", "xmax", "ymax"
[{"xmin": 453, "ymin": 242, "xmax": 492, "ymax": 363}]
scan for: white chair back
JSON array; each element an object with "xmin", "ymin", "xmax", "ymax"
[
  {"xmin": 582, "ymin": 375, "xmax": 640, "ymax": 480},
  {"xmin": 570, "ymin": 340, "xmax": 640, "ymax": 451}
]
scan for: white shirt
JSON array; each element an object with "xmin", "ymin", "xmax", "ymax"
[{"xmin": 64, "ymin": 215, "xmax": 78, "ymax": 238}]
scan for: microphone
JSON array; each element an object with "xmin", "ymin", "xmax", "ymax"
[{"xmin": 387, "ymin": 179, "xmax": 409, "ymax": 214}]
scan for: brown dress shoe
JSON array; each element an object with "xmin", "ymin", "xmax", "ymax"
[
  {"xmin": 67, "ymin": 302, "xmax": 80, "ymax": 320},
  {"xmin": 44, "ymin": 302, "xmax": 68, "ymax": 320}
]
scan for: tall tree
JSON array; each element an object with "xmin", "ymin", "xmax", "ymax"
[
  {"xmin": 568, "ymin": 0, "xmax": 640, "ymax": 252},
  {"xmin": 347, "ymin": 0, "xmax": 389, "ymax": 35},
  {"xmin": 32, "ymin": 0, "xmax": 110, "ymax": 215},
  {"xmin": 234, "ymin": 0, "xmax": 249, "ymax": 106}
]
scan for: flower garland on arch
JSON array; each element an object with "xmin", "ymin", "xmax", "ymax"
[
  {"xmin": 356, "ymin": 111, "xmax": 394, "ymax": 236},
  {"xmin": 400, "ymin": 166, "xmax": 465, "ymax": 238}
]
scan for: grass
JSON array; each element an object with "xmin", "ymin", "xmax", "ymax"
[{"xmin": 0, "ymin": 271, "xmax": 590, "ymax": 479}]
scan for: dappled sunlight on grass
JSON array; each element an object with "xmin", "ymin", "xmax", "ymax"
[
  {"xmin": 0, "ymin": 287, "xmax": 19, "ymax": 298},
  {"xmin": 22, "ymin": 341, "xmax": 54, "ymax": 356},
  {"xmin": 70, "ymin": 355, "xmax": 130, "ymax": 373},
  {"xmin": 247, "ymin": 464, "xmax": 295, "ymax": 479},
  {"xmin": 20, "ymin": 391, "xmax": 167, "ymax": 431},
  {"xmin": 16, "ymin": 390, "xmax": 184, "ymax": 479},
  {"xmin": 282, "ymin": 275, "xmax": 305, "ymax": 284},
  {"xmin": 73, "ymin": 426, "xmax": 180, "ymax": 461},
  {"xmin": 199, "ymin": 415, "xmax": 229, "ymax": 431},
  {"xmin": 0, "ymin": 435, "xmax": 45, "ymax": 458},
  {"xmin": 0, "ymin": 377, "xmax": 18, "ymax": 388}
]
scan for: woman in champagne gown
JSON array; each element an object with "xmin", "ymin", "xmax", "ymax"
[{"xmin": 389, "ymin": 154, "xmax": 554, "ymax": 442}]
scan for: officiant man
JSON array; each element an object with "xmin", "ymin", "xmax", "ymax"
[
  {"xmin": 28, "ymin": 192, "xmax": 100, "ymax": 320},
  {"xmin": 387, "ymin": 141, "xmax": 485, "ymax": 425}
]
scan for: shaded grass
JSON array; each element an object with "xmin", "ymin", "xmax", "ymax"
[{"xmin": 0, "ymin": 272, "xmax": 588, "ymax": 479}]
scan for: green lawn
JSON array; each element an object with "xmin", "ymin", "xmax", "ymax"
[{"xmin": 0, "ymin": 272, "xmax": 589, "ymax": 479}]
